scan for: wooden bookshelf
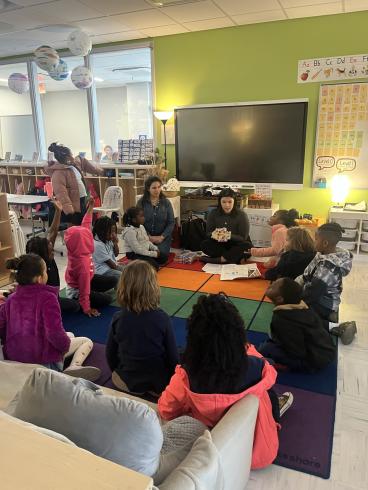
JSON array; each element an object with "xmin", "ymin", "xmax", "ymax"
[{"xmin": 0, "ymin": 193, "xmax": 15, "ymax": 286}]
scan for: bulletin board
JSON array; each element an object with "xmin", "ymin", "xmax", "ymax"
[{"xmin": 312, "ymin": 82, "xmax": 368, "ymax": 188}]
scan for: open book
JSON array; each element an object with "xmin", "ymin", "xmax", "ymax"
[{"xmin": 202, "ymin": 263, "xmax": 261, "ymax": 280}]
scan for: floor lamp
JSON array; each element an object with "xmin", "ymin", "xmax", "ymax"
[{"xmin": 154, "ymin": 111, "xmax": 173, "ymax": 169}]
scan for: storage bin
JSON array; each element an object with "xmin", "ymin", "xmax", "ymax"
[
  {"xmin": 361, "ymin": 231, "xmax": 368, "ymax": 242},
  {"xmin": 337, "ymin": 241, "xmax": 356, "ymax": 251},
  {"xmin": 333, "ymin": 218, "xmax": 358, "ymax": 229},
  {"xmin": 360, "ymin": 243, "xmax": 368, "ymax": 253},
  {"xmin": 362, "ymin": 221, "xmax": 368, "ymax": 231},
  {"xmin": 342, "ymin": 229, "xmax": 357, "ymax": 240}
]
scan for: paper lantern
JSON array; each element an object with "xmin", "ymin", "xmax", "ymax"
[
  {"xmin": 8, "ymin": 73, "xmax": 29, "ymax": 94},
  {"xmin": 48, "ymin": 59, "xmax": 69, "ymax": 81},
  {"xmin": 34, "ymin": 45, "xmax": 59, "ymax": 72},
  {"xmin": 67, "ymin": 30, "xmax": 92, "ymax": 57},
  {"xmin": 71, "ymin": 65, "xmax": 93, "ymax": 90}
]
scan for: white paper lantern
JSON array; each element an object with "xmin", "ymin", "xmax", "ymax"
[
  {"xmin": 8, "ymin": 73, "xmax": 29, "ymax": 94},
  {"xmin": 48, "ymin": 59, "xmax": 69, "ymax": 81},
  {"xmin": 71, "ymin": 65, "xmax": 93, "ymax": 90},
  {"xmin": 67, "ymin": 30, "xmax": 92, "ymax": 56},
  {"xmin": 34, "ymin": 45, "xmax": 59, "ymax": 72}
]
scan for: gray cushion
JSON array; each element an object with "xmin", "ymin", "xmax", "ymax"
[
  {"xmin": 11, "ymin": 368, "xmax": 163, "ymax": 476},
  {"xmin": 158, "ymin": 430, "xmax": 224, "ymax": 490},
  {"xmin": 154, "ymin": 416, "xmax": 207, "ymax": 485}
]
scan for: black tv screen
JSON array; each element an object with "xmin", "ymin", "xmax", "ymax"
[{"xmin": 175, "ymin": 101, "xmax": 308, "ymax": 185}]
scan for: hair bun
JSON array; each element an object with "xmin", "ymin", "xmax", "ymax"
[
  {"xmin": 6, "ymin": 257, "xmax": 20, "ymax": 270},
  {"xmin": 48, "ymin": 142, "xmax": 58, "ymax": 152},
  {"xmin": 288, "ymin": 208, "xmax": 299, "ymax": 219}
]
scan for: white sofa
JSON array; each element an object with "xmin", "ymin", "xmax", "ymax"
[{"xmin": 0, "ymin": 361, "xmax": 259, "ymax": 490}]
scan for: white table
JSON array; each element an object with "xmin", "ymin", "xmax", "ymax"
[{"xmin": 7, "ymin": 194, "xmax": 50, "ymax": 238}]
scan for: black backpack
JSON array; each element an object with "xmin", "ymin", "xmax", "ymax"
[{"xmin": 181, "ymin": 214, "xmax": 207, "ymax": 251}]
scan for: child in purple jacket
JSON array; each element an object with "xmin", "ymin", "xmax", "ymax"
[{"xmin": 0, "ymin": 254, "xmax": 100, "ymax": 381}]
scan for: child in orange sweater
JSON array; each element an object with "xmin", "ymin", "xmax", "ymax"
[{"xmin": 249, "ymin": 209, "xmax": 299, "ymax": 268}]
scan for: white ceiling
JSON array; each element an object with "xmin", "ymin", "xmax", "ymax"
[{"xmin": 0, "ymin": 0, "xmax": 366, "ymax": 58}]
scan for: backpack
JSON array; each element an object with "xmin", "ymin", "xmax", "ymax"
[{"xmin": 181, "ymin": 215, "xmax": 207, "ymax": 251}]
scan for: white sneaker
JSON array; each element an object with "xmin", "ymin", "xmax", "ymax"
[
  {"xmin": 64, "ymin": 366, "xmax": 101, "ymax": 382},
  {"xmin": 279, "ymin": 392, "xmax": 294, "ymax": 417}
]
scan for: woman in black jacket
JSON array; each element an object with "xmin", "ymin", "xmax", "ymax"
[
  {"xmin": 201, "ymin": 188, "xmax": 252, "ymax": 264},
  {"xmin": 265, "ymin": 226, "xmax": 316, "ymax": 281}
]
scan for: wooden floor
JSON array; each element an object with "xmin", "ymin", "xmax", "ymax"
[{"xmin": 247, "ymin": 261, "xmax": 368, "ymax": 490}]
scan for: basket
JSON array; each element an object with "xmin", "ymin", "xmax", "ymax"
[
  {"xmin": 164, "ymin": 190, "xmax": 179, "ymax": 197},
  {"xmin": 247, "ymin": 198, "xmax": 272, "ymax": 209}
]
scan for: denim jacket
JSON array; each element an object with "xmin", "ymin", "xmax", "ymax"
[{"xmin": 137, "ymin": 197, "xmax": 175, "ymax": 238}]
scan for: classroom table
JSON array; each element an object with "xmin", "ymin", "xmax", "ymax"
[{"xmin": 6, "ymin": 194, "xmax": 50, "ymax": 238}]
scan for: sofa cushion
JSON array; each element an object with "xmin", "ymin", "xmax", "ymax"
[
  {"xmin": 11, "ymin": 368, "xmax": 163, "ymax": 476},
  {"xmin": 158, "ymin": 430, "xmax": 224, "ymax": 490},
  {"xmin": 154, "ymin": 416, "xmax": 207, "ymax": 485}
]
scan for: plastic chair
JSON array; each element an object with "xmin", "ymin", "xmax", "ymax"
[{"xmin": 93, "ymin": 186, "xmax": 123, "ymax": 217}]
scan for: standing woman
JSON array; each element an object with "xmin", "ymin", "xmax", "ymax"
[
  {"xmin": 201, "ymin": 188, "xmax": 251, "ymax": 264},
  {"xmin": 45, "ymin": 142, "xmax": 102, "ymax": 226},
  {"xmin": 137, "ymin": 176, "xmax": 175, "ymax": 261}
]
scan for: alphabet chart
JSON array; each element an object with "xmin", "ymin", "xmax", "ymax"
[{"xmin": 313, "ymin": 82, "xmax": 368, "ymax": 188}]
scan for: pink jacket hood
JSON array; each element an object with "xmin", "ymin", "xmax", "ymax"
[{"xmin": 65, "ymin": 223, "xmax": 94, "ymax": 256}]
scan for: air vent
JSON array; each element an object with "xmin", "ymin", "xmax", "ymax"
[
  {"xmin": 147, "ymin": 0, "xmax": 203, "ymax": 7},
  {"xmin": 0, "ymin": 0, "xmax": 20, "ymax": 13}
]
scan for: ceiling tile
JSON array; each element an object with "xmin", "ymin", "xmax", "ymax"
[
  {"xmin": 74, "ymin": 16, "xmax": 132, "ymax": 35},
  {"xmin": 345, "ymin": 0, "xmax": 368, "ymax": 11},
  {"xmin": 90, "ymin": 30, "xmax": 147, "ymax": 44},
  {"xmin": 184, "ymin": 16, "xmax": 234, "ymax": 31},
  {"xmin": 140, "ymin": 24, "xmax": 189, "ymax": 37},
  {"xmin": 9, "ymin": 0, "xmax": 51, "ymax": 5},
  {"xmin": 78, "ymin": 0, "xmax": 150, "ymax": 16},
  {"xmin": 286, "ymin": 2, "xmax": 343, "ymax": 18},
  {"xmin": 213, "ymin": 0, "xmax": 281, "ymax": 15},
  {"xmin": 162, "ymin": 0, "xmax": 224, "ymax": 23},
  {"xmin": 232, "ymin": 9, "xmax": 286, "ymax": 24},
  {"xmin": 112, "ymin": 9, "xmax": 175, "ymax": 29},
  {"xmin": 280, "ymin": 0, "xmax": 339, "ymax": 6},
  {"xmin": 0, "ymin": 21, "xmax": 15, "ymax": 34}
]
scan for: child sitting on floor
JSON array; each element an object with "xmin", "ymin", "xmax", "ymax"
[
  {"xmin": 249, "ymin": 209, "xmax": 299, "ymax": 267},
  {"xmin": 92, "ymin": 216, "xmax": 124, "ymax": 287},
  {"xmin": 106, "ymin": 260, "xmax": 178, "ymax": 396},
  {"xmin": 65, "ymin": 198, "xmax": 116, "ymax": 317},
  {"xmin": 258, "ymin": 278, "xmax": 336, "ymax": 372},
  {"xmin": 0, "ymin": 254, "xmax": 100, "ymax": 381},
  {"xmin": 265, "ymin": 227, "xmax": 316, "ymax": 281},
  {"xmin": 158, "ymin": 293, "xmax": 294, "ymax": 470},
  {"xmin": 122, "ymin": 207, "xmax": 166, "ymax": 270},
  {"xmin": 296, "ymin": 222, "xmax": 356, "ymax": 344}
]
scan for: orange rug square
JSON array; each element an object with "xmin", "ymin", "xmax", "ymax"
[
  {"xmin": 199, "ymin": 276, "xmax": 271, "ymax": 301},
  {"xmin": 157, "ymin": 268, "xmax": 210, "ymax": 291}
]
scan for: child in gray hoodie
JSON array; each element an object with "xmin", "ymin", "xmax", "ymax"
[
  {"xmin": 296, "ymin": 222, "xmax": 356, "ymax": 344},
  {"xmin": 122, "ymin": 207, "xmax": 167, "ymax": 270}
]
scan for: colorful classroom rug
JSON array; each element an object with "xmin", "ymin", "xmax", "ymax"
[{"xmin": 61, "ymin": 265, "xmax": 337, "ymax": 480}]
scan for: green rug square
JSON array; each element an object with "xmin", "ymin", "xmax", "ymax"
[
  {"xmin": 160, "ymin": 287, "xmax": 194, "ymax": 316},
  {"xmin": 230, "ymin": 297, "xmax": 273, "ymax": 334}
]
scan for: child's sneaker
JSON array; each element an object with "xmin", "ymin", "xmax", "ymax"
[
  {"xmin": 64, "ymin": 366, "xmax": 101, "ymax": 382},
  {"xmin": 330, "ymin": 321, "xmax": 357, "ymax": 345},
  {"xmin": 279, "ymin": 392, "xmax": 294, "ymax": 417}
]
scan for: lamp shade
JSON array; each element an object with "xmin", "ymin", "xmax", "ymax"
[{"xmin": 154, "ymin": 111, "xmax": 173, "ymax": 122}]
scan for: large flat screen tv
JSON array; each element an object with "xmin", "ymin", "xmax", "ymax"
[{"xmin": 175, "ymin": 100, "xmax": 308, "ymax": 188}]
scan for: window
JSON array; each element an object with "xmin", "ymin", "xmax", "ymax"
[
  {"xmin": 91, "ymin": 48, "xmax": 153, "ymax": 160},
  {"xmin": 0, "ymin": 62, "xmax": 36, "ymax": 161},
  {"xmin": 37, "ymin": 56, "xmax": 92, "ymax": 159}
]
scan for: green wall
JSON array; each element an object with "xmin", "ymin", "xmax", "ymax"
[{"xmin": 153, "ymin": 12, "xmax": 368, "ymax": 218}]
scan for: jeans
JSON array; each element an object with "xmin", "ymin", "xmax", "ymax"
[
  {"xmin": 102, "ymin": 268, "xmax": 123, "ymax": 287},
  {"xmin": 126, "ymin": 252, "xmax": 168, "ymax": 271},
  {"xmin": 90, "ymin": 274, "xmax": 116, "ymax": 308},
  {"xmin": 59, "ymin": 296, "xmax": 80, "ymax": 313},
  {"xmin": 258, "ymin": 339, "xmax": 310, "ymax": 372},
  {"xmin": 201, "ymin": 238, "xmax": 251, "ymax": 264}
]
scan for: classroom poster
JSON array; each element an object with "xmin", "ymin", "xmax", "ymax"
[
  {"xmin": 313, "ymin": 82, "xmax": 368, "ymax": 189},
  {"xmin": 298, "ymin": 54, "xmax": 368, "ymax": 83}
]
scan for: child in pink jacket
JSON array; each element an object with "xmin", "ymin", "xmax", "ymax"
[
  {"xmin": 250, "ymin": 209, "xmax": 299, "ymax": 268},
  {"xmin": 158, "ymin": 294, "xmax": 294, "ymax": 469},
  {"xmin": 65, "ymin": 198, "xmax": 116, "ymax": 317}
]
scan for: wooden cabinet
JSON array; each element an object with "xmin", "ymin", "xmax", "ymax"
[{"xmin": 0, "ymin": 193, "xmax": 15, "ymax": 287}]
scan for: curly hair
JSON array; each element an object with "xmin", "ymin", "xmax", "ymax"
[
  {"xmin": 48, "ymin": 142, "xmax": 72, "ymax": 164},
  {"xmin": 93, "ymin": 216, "xmax": 114, "ymax": 243},
  {"xmin": 183, "ymin": 294, "xmax": 248, "ymax": 394},
  {"xmin": 122, "ymin": 206, "xmax": 143, "ymax": 227},
  {"xmin": 275, "ymin": 208, "xmax": 299, "ymax": 228},
  {"xmin": 26, "ymin": 236, "xmax": 50, "ymax": 262}
]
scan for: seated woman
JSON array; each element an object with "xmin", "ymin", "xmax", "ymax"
[
  {"xmin": 158, "ymin": 294, "xmax": 294, "ymax": 469},
  {"xmin": 106, "ymin": 260, "xmax": 179, "ymax": 395},
  {"xmin": 201, "ymin": 188, "xmax": 251, "ymax": 264},
  {"xmin": 137, "ymin": 176, "xmax": 175, "ymax": 261},
  {"xmin": 26, "ymin": 199, "xmax": 79, "ymax": 313}
]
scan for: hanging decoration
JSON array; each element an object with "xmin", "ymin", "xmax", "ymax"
[
  {"xmin": 34, "ymin": 45, "xmax": 60, "ymax": 72},
  {"xmin": 67, "ymin": 30, "xmax": 92, "ymax": 57},
  {"xmin": 8, "ymin": 73, "xmax": 29, "ymax": 94},
  {"xmin": 71, "ymin": 65, "xmax": 93, "ymax": 89},
  {"xmin": 48, "ymin": 59, "xmax": 69, "ymax": 81}
]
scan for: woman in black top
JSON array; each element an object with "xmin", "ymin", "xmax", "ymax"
[
  {"xmin": 26, "ymin": 199, "xmax": 79, "ymax": 313},
  {"xmin": 201, "ymin": 188, "xmax": 252, "ymax": 264}
]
